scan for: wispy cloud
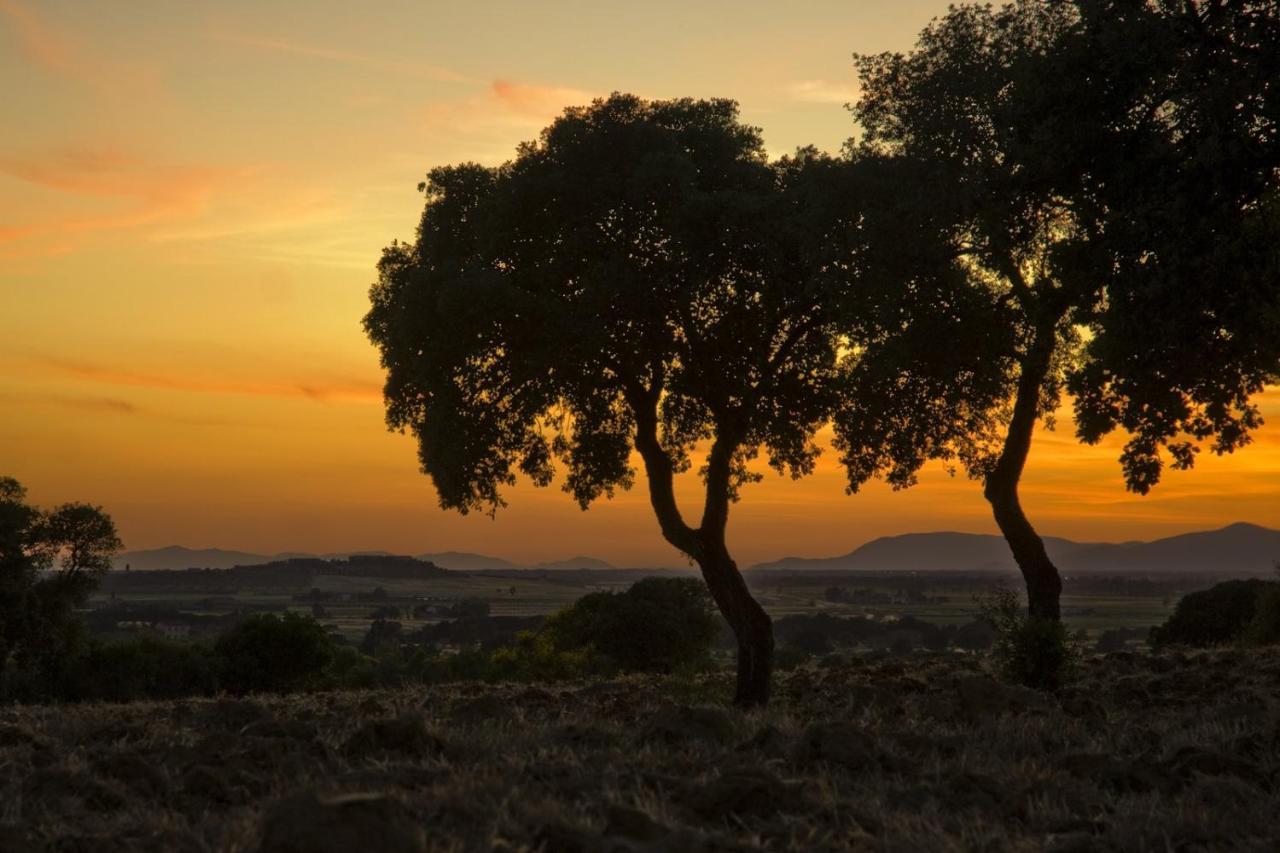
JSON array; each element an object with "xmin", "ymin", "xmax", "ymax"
[
  {"xmin": 0, "ymin": 0, "xmax": 157, "ymax": 94},
  {"xmin": 210, "ymin": 30, "xmax": 472, "ymax": 83},
  {"xmin": 420, "ymin": 79, "xmax": 596, "ymax": 159},
  {"xmin": 0, "ymin": 147, "xmax": 254, "ymax": 253},
  {"xmin": 36, "ymin": 356, "xmax": 381, "ymax": 404},
  {"xmin": 787, "ymin": 79, "xmax": 860, "ymax": 105},
  {"xmin": 0, "ymin": 391, "xmax": 139, "ymax": 415}
]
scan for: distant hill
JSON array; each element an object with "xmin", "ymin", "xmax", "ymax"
[
  {"xmin": 750, "ymin": 523, "xmax": 1280, "ymax": 575},
  {"xmin": 1057, "ymin": 522, "xmax": 1280, "ymax": 574},
  {"xmin": 113, "ymin": 546, "xmax": 273, "ymax": 571},
  {"xmin": 416, "ymin": 551, "xmax": 522, "ymax": 571},
  {"xmin": 113, "ymin": 546, "xmax": 618, "ymax": 573},
  {"xmin": 535, "ymin": 556, "xmax": 616, "ymax": 570}
]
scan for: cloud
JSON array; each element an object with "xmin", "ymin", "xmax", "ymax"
[
  {"xmin": 787, "ymin": 79, "xmax": 860, "ymax": 105},
  {"xmin": 420, "ymin": 79, "xmax": 596, "ymax": 159},
  {"xmin": 0, "ymin": 147, "xmax": 254, "ymax": 253},
  {"xmin": 35, "ymin": 357, "xmax": 382, "ymax": 404},
  {"xmin": 490, "ymin": 80, "xmax": 597, "ymax": 117},
  {"xmin": 0, "ymin": 0, "xmax": 157, "ymax": 94},
  {"xmin": 210, "ymin": 31, "xmax": 471, "ymax": 83},
  {"xmin": 0, "ymin": 391, "xmax": 139, "ymax": 415}
]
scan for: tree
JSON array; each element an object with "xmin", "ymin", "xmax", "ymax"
[
  {"xmin": 366, "ymin": 95, "xmax": 850, "ymax": 706},
  {"xmin": 544, "ymin": 577, "xmax": 719, "ymax": 673},
  {"xmin": 215, "ymin": 612, "xmax": 335, "ymax": 695},
  {"xmin": 842, "ymin": 0, "xmax": 1280, "ymax": 620},
  {"xmin": 1067, "ymin": 0, "xmax": 1280, "ymax": 489},
  {"xmin": 0, "ymin": 476, "xmax": 122, "ymax": 681}
]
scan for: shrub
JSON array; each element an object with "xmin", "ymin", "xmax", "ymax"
[
  {"xmin": 215, "ymin": 612, "xmax": 336, "ymax": 695},
  {"xmin": 1149, "ymin": 579, "xmax": 1276, "ymax": 648},
  {"xmin": 544, "ymin": 577, "xmax": 718, "ymax": 673},
  {"xmin": 1242, "ymin": 584, "xmax": 1280, "ymax": 647},
  {"xmin": 977, "ymin": 587, "xmax": 1082, "ymax": 690},
  {"xmin": 61, "ymin": 636, "xmax": 221, "ymax": 702},
  {"xmin": 488, "ymin": 630, "xmax": 594, "ymax": 681}
]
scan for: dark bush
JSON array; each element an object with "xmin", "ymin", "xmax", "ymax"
[
  {"xmin": 978, "ymin": 588, "xmax": 1082, "ymax": 690},
  {"xmin": 1150, "ymin": 579, "xmax": 1277, "ymax": 648},
  {"xmin": 544, "ymin": 577, "xmax": 718, "ymax": 673},
  {"xmin": 215, "ymin": 612, "xmax": 336, "ymax": 695},
  {"xmin": 60, "ymin": 636, "xmax": 220, "ymax": 702},
  {"xmin": 1242, "ymin": 584, "xmax": 1280, "ymax": 647}
]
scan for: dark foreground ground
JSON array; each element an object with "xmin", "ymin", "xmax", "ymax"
[{"xmin": 1, "ymin": 649, "xmax": 1278, "ymax": 852}]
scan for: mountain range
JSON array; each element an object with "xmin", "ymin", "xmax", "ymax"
[
  {"xmin": 749, "ymin": 522, "xmax": 1280, "ymax": 575},
  {"xmin": 114, "ymin": 522, "xmax": 1278, "ymax": 575},
  {"xmin": 112, "ymin": 546, "xmax": 616, "ymax": 573}
]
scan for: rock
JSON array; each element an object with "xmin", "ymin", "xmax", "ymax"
[
  {"xmin": 734, "ymin": 724, "xmax": 791, "ymax": 757},
  {"xmin": 1054, "ymin": 753, "xmax": 1178, "ymax": 794},
  {"xmin": 0, "ymin": 723, "xmax": 45, "ymax": 750},
  {"xmin": 343, "ymin": 715, "xmax": 444, "ymax": 761},
  {"xmin": 181, "ymin": 764, "xmax": 249, "ymax": 804},
  {"xmin": 1166, "ymin": 746, "xmax": 1265, "ymax": 786},
  {"xmin": 685, "ymin": 767, "xmax": 805, "ymax": 820},
  {"xmin": 93, "ymin": 752, "xmax": 169, "ymax": 797},
  {"xmin": 258, "ymin": 792, "xmax": 426, "ymax": 853},
  {"xmin": 955, "ymin": 675, "xmax": 1048, "ymax": 717},
  {"xmin": 22, "ymin": 769, "xmax": 125, "ymax": 812},
  {"xmin": 604, "ymin": 804, "xmax": 665, "ymax": 842},
  {"xmin": 641, "ymin": 706, "xmax": 735, "ymax": 746},
  {"xmin": 1044, "ymin": 831, "xmax": 1107, "ymax": 853},
  {"xmin": 200, "ymin": 698, "xmax": 270, "ymax": 730},
  {"xmin": 448, "ymin": 694, "xmax": 510, "ymax": 722},
  {"xmin": 0, "ymin": 824, "xmax": 38, "ymax": 853},
  {"xmin": 240, "ymin": 719, "xmax": 320, "ymax": 741},
  {"xmin": 794, "ymin": 722, "xmax": 880, "ymax": 770},
  {"xmin": 549, "ymin": 723, "xmax": 620, "ymax": 750}
]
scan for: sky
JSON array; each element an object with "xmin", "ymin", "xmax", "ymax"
[{"xmin": 2, "ymin": 0, "xmax": 1277, "ymax": 567}]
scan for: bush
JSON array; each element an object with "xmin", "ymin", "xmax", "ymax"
[
  {"xmin": 215, "ymin": 612, "xmax": 336, "ymax": 695},
  {"xmin": 544, "ymin": 577, "xmax": 718, "ymax": 673},
  {"xmin": 62, "ymin": 636, "xmax": 221, "ymax": 703},
  {"xmin": 978, "ymin": 588, "xmax": 1081, "ymax": 690},
  {"xmin": 1242, "ymin": 584, "xmax": 1280, "ymax": 647},
  {"xmin": 1150, "ymin": 579, "xmax": 1276, "ymax": 648}
]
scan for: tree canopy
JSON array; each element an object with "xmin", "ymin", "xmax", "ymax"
[
  {"xmin": 0, "ymin": 476, "xmax": 122, "ymax": 684},
  {"xmin": 366, "ymin": 94, "xmax": 855, "ymax": 705},
  {"xmin": 839, "ymin": 0, "xmax": 1280, "ymax": 619}
]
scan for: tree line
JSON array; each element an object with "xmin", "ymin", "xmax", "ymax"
[{"xmin": 368, "ymin": 0, "xmax": 1280, "ymax": 707}]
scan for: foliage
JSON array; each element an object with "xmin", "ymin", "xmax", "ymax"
[
  {"xmin": 0, "ymin": 476, "xmax": 122, "ymax": 688},
  {"xmin": 977, "ymin": 587, "xmax": 1082, "ymax": 689},
  {"xmin": 363, "ymin": 93, "xmax": 901, "ymax": 706},
  {"xmin": 1243, "ymin": 585, "xmax": 1280, "ymax": 647},
  {"xmin": 56, "ymin": 637, "xmax": 221, "ymax": 703},
  {"xmin": 1150, "ymin": 579, "xmax": 1277, "ymax": 648},
  {"xmin": 215, "ymin": 612, "xmax": 337, "ymax": 695},
  {"xmin": 543, "ymin": 578, "xmax": 719, "ymax": 673}
]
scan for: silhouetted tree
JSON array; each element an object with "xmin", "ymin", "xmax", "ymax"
[
  {"xmin": 0, "ymin": 476, "xmax": 122, "ymax": 686},
  {"xmin": 544, "ymin": 577, "xmax": 719, "ymax": 673},
  {"xmin": 366, "ymin": 95, "xmax": 853, "ymax": 706},
  {"xmin": 841, "ymin": 1, "xmax": 1280, "ymax": 620},
  {"xmin": 1067, "ymin": 0, "xmax": 1280, "ymax": 489}
]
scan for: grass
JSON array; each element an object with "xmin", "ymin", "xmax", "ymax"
[{"xmin": 2, "ymin": 647, "xmax": 1278, "ymax": 851}]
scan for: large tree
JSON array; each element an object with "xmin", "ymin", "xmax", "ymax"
[
  {"xmin": 366, "ymin": 95, "xmax": 850, "ymax": 706},
  {"xmin": 842, "ymin": 0, "xmax": 1280, "ymax": 619},
  {"xmin": 0, "ymin": 477, "xmax": 122, "ymax": 677}
]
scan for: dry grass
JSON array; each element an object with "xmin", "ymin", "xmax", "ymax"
[{"xmin": 1, "ymin": 648, "xmax": 1277, "ymax": 852}]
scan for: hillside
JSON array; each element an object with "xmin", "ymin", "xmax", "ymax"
[
  {"xmin": 752, "ymin": 522, "xmax": 1280, "ymax": 575},
  {"xmin": 3, "ymin": 649, "xmax": 1276, "ymax": 851}
]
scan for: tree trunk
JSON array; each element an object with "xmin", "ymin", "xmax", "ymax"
[
  {"xmin": 696, "ymin": 535, "xmax": 773, "ymax": 708},
  {"xmin": 983, "ymin": 326, "xmax": 1063, "ymax": 621}
]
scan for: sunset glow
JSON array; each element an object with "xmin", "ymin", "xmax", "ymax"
[{"xmin": 3, "ymin": 0, "xmax": 1277, "ymax": 566}]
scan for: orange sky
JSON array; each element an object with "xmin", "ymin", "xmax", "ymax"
[{"xmin": 2, "ymin": 0, "xmax": 1277, "ymax": 566}]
